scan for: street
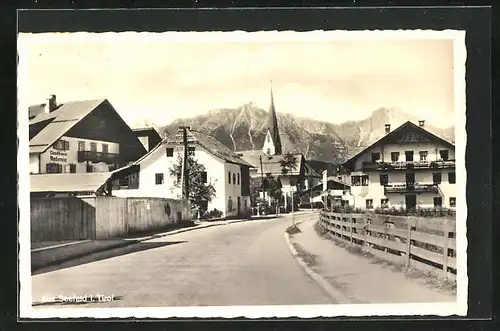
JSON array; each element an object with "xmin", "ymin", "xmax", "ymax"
[{"xmin": 32, "ymin": 212, "xmax": 334, "ymax": 308}]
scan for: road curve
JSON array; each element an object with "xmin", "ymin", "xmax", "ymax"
[{"xmin": 32, "ymin": 212, "xmax": 334, "ymax": 308}]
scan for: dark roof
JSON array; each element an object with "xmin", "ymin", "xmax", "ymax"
[
  {"xmin": 29, "ymin": 99, "xmax": 106, "ymax": 154},
  {"xmin": 135, "ymin": 128, "xmax": 253, "ymax": 167},
  {"xmin": 343, "ymin": 121, "xmax": 456, "ymax": 170}
]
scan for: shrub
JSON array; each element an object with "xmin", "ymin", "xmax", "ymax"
[{"xmin": 203, "ymin": 208, "xmax": 223, "ymax": 220}]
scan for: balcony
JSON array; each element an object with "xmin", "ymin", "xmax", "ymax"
[
  {"xmin": 362, "ymin": 160, "xmax": 455, "ymax": 171},
  {"xmin": 384, "ymin": 183, "xmax": 439, "ymax": 194},
  {"xmin": 78, "ymin": 151, "xmax": 120, "ymax": 164}
]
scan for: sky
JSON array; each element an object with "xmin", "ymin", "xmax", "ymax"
[{"xmin": 18, "ymin": 32, "xmax": 460, "ymax": 128}]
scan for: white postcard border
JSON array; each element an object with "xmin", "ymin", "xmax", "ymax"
[{"xmin": 18, "ymin": 29, "xmax": 468, "ymax": 319}]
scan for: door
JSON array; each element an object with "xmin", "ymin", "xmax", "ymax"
[
  {"xmin": 237, "ymin": 197, "xmax": 241, "ymax": 217},
  {"xmin": 406, "ymin": 173, "xmax": 415, "ymax": 190},
  {"xmin": 405, "ymin": 194, "xmax": 417, "ymax": 210}
]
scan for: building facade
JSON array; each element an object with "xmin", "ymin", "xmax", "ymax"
[
  {"xmin": 112, "ymin": 128, "xmax": 253, "ymax": 218},
  {"xmin": 342, "ymin": 121, "xmax": 456, "ymax": 210},
  {"xmin": 29, "ymin": 96, "xmax": 147, "ymax": 175}
]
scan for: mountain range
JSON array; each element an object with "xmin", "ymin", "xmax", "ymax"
[{"xmin": 159, "ymin": 103, "xmax": 455, "ymax": 164}]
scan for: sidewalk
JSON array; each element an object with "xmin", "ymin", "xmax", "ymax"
[
  {"xmin": 31, "ymin": 214, "xmax": 279, "ymax": 272},
  {"xmin": 288, "ymin": 218, "xmax": 456, "ymax": 304}
]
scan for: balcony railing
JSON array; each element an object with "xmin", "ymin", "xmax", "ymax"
[
  {"xmin": 363, "ymin": 160, "xmax": 455, "ymax": 171},
  {"xmin": 77, "ymin": 151, "xmax": 120, "ymax": 164},
  {"xmin": 384, "ymin": 183, "xmax": 439, "ymax": 194}
]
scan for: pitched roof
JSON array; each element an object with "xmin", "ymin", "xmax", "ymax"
[
  {"xmin": 343, "ymin": 121, "xmax": 455, "ymax": 170},
  {"xmin": 239, "ymin": 152, "xmax": 304, "ymax": 176},
  {"xmin": 30, "ymin": 172, "xmax": 112, "ymax": 193},
  {"xmin": 267, "ymin": 86, "xmax": 282, "ymax": 154},
  {"xmin": 135, "ymin": 128, "xmax": 253, "ymax": 167},
  {"xmin": 29, "ymin": 99, "xmax": 106, "ymax": 154}
]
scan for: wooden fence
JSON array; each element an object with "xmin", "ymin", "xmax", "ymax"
[
  {"xmin": 30, "ymin": 196, "xmax": 191, "ymax": 242},
  {"xmin": 319, "ymin": 211, "xmax": 457, "ymax": 279}
]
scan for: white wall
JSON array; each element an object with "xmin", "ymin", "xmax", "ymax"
[
  {"xmin": 113, "ymin": 142, "xmax": 248, "ymax": 218},
  {"xmin": 346, "ymin": 169, "xmax": 456, "ymax": 209},
  {"xmin": 35, "ymin": 135, "xmax": 119, "ymax": 174},
  {"xmin": 29, "ymin": 153, "xmax": 39, "ymax": 174},
  {"xmin": 262, "ymin": 130, "xmax": 276, "ymax": 155}
]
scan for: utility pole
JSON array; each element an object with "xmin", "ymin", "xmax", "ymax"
[{"xmin": 179, "ymin": 126, "xmax": 190, "ymax": 201}]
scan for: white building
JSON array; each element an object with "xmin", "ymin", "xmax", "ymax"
[
  {"xmin": 112, "ymin": 127, "xmax": 254, "ymax": 218},
  {"xmin": 341, "ymin": 120, "xmax": 456, "ymax": 210},
  {"xmin": 28, "ymin": 95, "xmax": 147, "ymax": 175}
]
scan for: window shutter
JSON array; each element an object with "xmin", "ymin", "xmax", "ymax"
[{"xmin": 65, "ymin": 140, "xmax": 69, "ymax": 150}]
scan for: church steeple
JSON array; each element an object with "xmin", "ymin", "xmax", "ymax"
[{"xmin": 262, "ymin": 81, "xmax": 282, "ymax": 155}]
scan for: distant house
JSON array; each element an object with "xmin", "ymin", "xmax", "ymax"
[
  {"xmin": 341, "ymin": 120, "xmax": 456, "ymax": 210},
  {"xmin": 112, "ymin": 127, "xmax": 254, "ymax": 218},
  {"xmin": 28, "ymin": 95, "xmax": 147, "ymax": 175}
]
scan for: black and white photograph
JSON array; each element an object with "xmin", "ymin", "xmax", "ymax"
[{"xmin": 18, "ymin": 29, "xmax": 467, "ymax": 318}]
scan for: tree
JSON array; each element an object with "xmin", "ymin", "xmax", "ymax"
[
  {"xmin": 280, "ymin": 152, "xmax": 301, "ymax": 211},
  {"xmin": 169, "ymin": 155, "xmax": 216, "ymax": 214}
]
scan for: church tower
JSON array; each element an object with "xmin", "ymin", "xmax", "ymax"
[{"xmin": 262, "ymin": 82, "xmax": 282, "ymax": 156}]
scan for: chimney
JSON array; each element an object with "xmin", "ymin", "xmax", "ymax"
[
  {"xmin": 384, "ymin": 124, "xmax": 391, "ymax": 134},
  {"xmin": 418, "ymin": 120, "xmax": 425, "ymax": 128},
  {"xmin": 44, "ymin": 95, "xmax": 57, "ymax": 113}
]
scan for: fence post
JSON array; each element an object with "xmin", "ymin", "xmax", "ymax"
[
  {"xmin": 364, "ymin": 217, "xmax": 371, "ymax": 253},
  {"xmin": 349, "ymin": 216, "xmax": 354, "ymax": 244},
  {"xmin": 442, "ymin": 220, "xmax": 450, "ymax": 279},
  {"xmin": 405, "ymin": 219, "xmax": 412, "ymax": 268}
]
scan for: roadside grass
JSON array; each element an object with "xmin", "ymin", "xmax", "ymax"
[
  {"xmin": 313, "ymin": 220, "xmax": 457, "ymax": 295},
  {"xmin": 286, "ymin": 224, "xmax": 302, "ymax": 236},
  {"xmin": 291, "ymin": 242, "xmax": 318, "ymax": 268}
]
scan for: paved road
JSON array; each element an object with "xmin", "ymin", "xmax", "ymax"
[{"xmin": 32, "ymin": 212, "xmax": 334, "ymax": 308}]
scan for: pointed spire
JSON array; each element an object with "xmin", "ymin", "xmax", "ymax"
[{"xmin": 267, "ymin": 81, "xmax": 282, "ymax": 155}]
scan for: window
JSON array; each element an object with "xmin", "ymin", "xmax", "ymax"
[
  {"xmin": 90, "ymin": 142, "xmax": 97, "ymax": 152},
  {"xmin": 46, "ymin": 163, "xmax": 62, "ymax": 173},
  {"xmin": 237, "ymin": 173, "xmax": 240, "ymax": 185},
  {"xmin": 228, "ymin": 197, "xmax": 233, "ymax": 211},
  {"xmin": 371, "ymin": 152, "xmax": 380, "ymax": 163},
  {"xmin": 351, "ymin": 176, "xmax": 360, "ymax": 186},
  {"xmin": 155, "ymin": 173, "xmax": 164, "ymax": 185},
  {"xmin": 381, "ymin": 198, "xmax": 389, "ymax": 208},
  {"xmin": 379, "ymin": 174, "xmax": 388, "ymax": 185},
  {"xmin": 86, "ymin": 164, "xmax": 93, "ymax": 173},
  {"xmin": 405, "ymin": 151, "xmax": 414, "ymax": 162},
  {"xmin": 351, "ymin": 175, "xmax": 369, "ymax": 186},
  {"xmin": 228, "ymin": 171, "xmax": 231, "ymax": 184},
  {"xmin": 188, "ymin": 146, "xmax": 195, "ymax": 156},
  {"xmin": 78, "ymin": 141, "xmax": 85, "ymax": 151},
  {"xmin": 69, "ymin": 164, "xmax": 76, "ymax": 173},
  {"xmin": 361, "ymin": 175, "xmax": 369, "ymax": 186},
  {"xmin": 233, "ymin": 173, "xmax": 236, "ymax": 185},
  {"xmin": 54, "ymin": 139, "xmax": 69, "ymax": 150},
  {"xmin": 266, "ymin": 148, "xmax": 271, "ymax": 155},
  {"xmin": 433, "ymin": 197, "xmax": 443, "ymax": 207},
  {"xmin": 166, "ymin": 148, "xmax": 174, "ymax": 157},
  {"xmin": 366, "ymin": 199, "xmax": 373, "ymax": 209},
  {"xmin": 433, "ymin": 172, "xmax": 442, "ymax": 185},
  {"xmin": 391, "ymin": 152, "xmax": 400, "ymax": 162},
  {"xmin": 102, "ymin": 144, "xmax": 109, "ymax": 154},
  {"xmin": 448, "ymin": 172, "xmax": 456, "ymax": 184},
  {"xmin": 201, "ymin": 171, "xmax": 207, "ymax": 183},
  {"xmin": 267, "ymin": 134, "xmax": 270, "ymax": 142},
  {"xmin": 419, "ymin": 151, "xmax": 428, "ymax": 161},
  {"xmin": 449, "ymin": 197, "xmax": 456, "ymax": 207},
  {"xmin": 440, "ymin": 150, "xmax": 449, "ymax": 161}
]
